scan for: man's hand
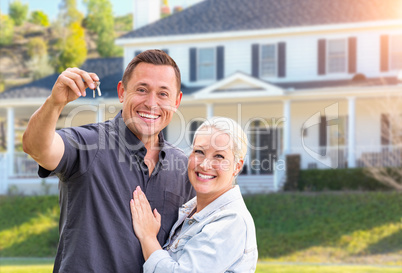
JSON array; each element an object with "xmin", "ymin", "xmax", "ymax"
[
  {"xmin": 50, "ymin": 67, "xmax": 99, "ymax": 106},
  {"xmin": 130, "ymin": 186, "xmax": 162, "ymax": 241}
]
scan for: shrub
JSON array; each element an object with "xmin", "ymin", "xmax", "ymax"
[
  {"xmin": 30, "ymin": 10, "xmax": 50, "ymax": 27},
  {"xmin": 298, "ymin": 168, "xmax": 393, "ymax": 191}
]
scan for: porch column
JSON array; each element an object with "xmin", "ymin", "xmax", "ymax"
[
  {"xmin": 348, "ymin": 97, "xmax": 356, "ymax": 168},
  {"xmin": 97, "ymin": 102, "xmax": 106, "ymax": 123},
  {"xmin": 283, "ymin": 100, "xmax": 291, "ymax": 154},
  {"xmin": 7, "ymin": 107, "xmax": 15, "ymax": 177},
  {"xmin": 206, "ymin": 103, "xmax": 214, "ymax": 119}
]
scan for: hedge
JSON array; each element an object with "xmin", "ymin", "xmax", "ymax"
[{"xmin": 297, "ymin": 168, "xmax": 394, "ymax": 191}]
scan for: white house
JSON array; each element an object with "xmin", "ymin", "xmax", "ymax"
[{"xmin": 1, "ymin": 0, "xmax": 402, "ymax": 195}]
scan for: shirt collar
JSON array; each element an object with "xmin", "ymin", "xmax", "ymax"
[
  {"xmin": 111, "ymin": 111, "xmax": 166, "ymax": 160},
  {"xmin": 180, "ymin": 186, "xmax": 243, "ymax": 222}
]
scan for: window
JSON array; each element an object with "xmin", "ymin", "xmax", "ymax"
[
  {"xmin": 197, "ymin": 48, "xmax": 215, "ymax": 81},
  {"xmin": 328, "ymin": 116, "xmax": 348, "ymax": 147},
  {"xmin": 247, "ymin": 120, "xmax": 281, "ymax": 175},
  {"xmin": 327, "ymin": 38, "xmax": 347, "ymax": 73},
  {"xmin": 188, "ymin": 119, "xmax": 204, "ymax": 145},
  {"xmin": 390, "ymin": 34, "xmax": 402, "ymax": 70},
  {"xmin": 260, "ymin": 44, "xmax": 276, "ymax": 77}
]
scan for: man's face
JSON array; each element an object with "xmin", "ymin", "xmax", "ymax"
[{"xmin": 117, "ymin": 62, "xmax": 182, "ymax": 143}]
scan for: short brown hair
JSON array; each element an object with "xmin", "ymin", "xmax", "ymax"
[{"xmin": 122, "ymin": 49, "xmax": 181, "ymax": 94}]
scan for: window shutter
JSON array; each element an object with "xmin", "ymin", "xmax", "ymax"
[
  {"xmin": 135, "ymin": 50, "xmax": 141, "ymax": 57},
  {"xmin": 251, "ymin": 44, "xmax": 259, "ymax": 78},
  {"xmin": 278, "ymin": 42, "xmax": 286, "ymax": 78},
  {"xmin": 216, "ymin": 46, "xmax": 224, "ymax": 80},
  {"xmin": 190, "ymin": 48, "xmax": 197, "ymax": 82},
  {"xmin": 319, "ymin": 115, "xmax": 327, "ymax": 150},
  {"xmin": 380, "ymin": 35, "xmax": 389, "ymax": 72},
  {"xmin": 318, "ymin": 39, "xmax": 326, "ymax": 75},
  {"xmin": 381, "ymin": 113, "xmax": 390, "ymax": 145},
  {"xmin": 162, "ymin": 49, "xmax": 169, "ymax": 55},
  {"xmin": 348, "ymin": 37, "xmax": 357, "ymax": 74}
]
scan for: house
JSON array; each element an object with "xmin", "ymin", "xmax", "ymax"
[{"xmin": 1, "ymin": 0, "xmax": 402, "ymax": 195}]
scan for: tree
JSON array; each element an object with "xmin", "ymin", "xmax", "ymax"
[
  {"xmin": 55, "ymin": 22, "xmax": 87, "ymax": 72},
  {"xmin": 54, "ymin": 0, "xmax": 87, "ymax": 72},
  {"xmin": 8, "ymin": 0, "xmax": 29, "ymax": 26},
  {"xmin": 58, "ymin": 0, "xmax": 83, "ymax": 27},
  {"xmin": 27, "ymin": 37, "xmax": 48, "ymax": 58},
  {"xmin": 0, "ymin": 14, "xmax": 14, "ymax": 46},
  {"xmin": 362, "ymin": 94, "xmax": 402, "ymax": 191},
  {"xmin": 84, "ymin": 0, "xmax": 121, "ymax": 57},
  {"xmin": 30, "ymin": 10, "xmax": 50, "ymax": 27}
]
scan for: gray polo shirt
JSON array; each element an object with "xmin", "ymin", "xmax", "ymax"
[{"xmin": 39, "ymin": 111, "xmax": 195, "ymax": 273}]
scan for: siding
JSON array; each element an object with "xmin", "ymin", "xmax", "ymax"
[{"xmin": 123, "ymin": 29, "xmax": 402, "ymax": 86}]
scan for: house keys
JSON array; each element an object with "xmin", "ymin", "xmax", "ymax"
[{"xmin": 93, "ymin": 81, "xmax": 101, "ymax": 98}]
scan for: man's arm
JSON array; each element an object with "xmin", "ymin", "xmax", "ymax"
[{"xmin": 23, "ymin": 68, "xmax": 99, "ymax": 171}]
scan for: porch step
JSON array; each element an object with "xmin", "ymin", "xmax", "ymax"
[{"xmin": 236, "ymin": 175, "xmax": 276, "ymax": 195}]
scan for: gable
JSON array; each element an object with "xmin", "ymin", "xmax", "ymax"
[{"xmin": 192, "ymin": 72, "xmax": 285, "ymax": 99}]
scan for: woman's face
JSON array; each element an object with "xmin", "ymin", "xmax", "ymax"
[{"xmin": 188, "ymin": 128, "xmax": 243, "ymax": 199}]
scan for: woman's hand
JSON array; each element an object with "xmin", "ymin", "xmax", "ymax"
[{"xmin": 130, "ymin": 186, "xmax": 161, "ymax": 242}]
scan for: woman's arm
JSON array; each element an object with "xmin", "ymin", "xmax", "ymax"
[{"xmin": 130, "ymin": 186, "xmax": 163, "ymax": 261}]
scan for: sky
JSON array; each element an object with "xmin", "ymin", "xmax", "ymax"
[
  {"xmin": 0, "ymin": 0, "xmax": 133, "ymax": 19},
  {"xmin": 0, "ymin": 0, "xmax": 202, "ymax": 20}
]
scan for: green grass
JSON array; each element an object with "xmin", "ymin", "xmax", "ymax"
[
  {"xmin": 0, "ymin": 192, "xmax": 401, "ymax": 267},
  {"xmin": 0, "ymin": 195, "xmax": 59, "ymax": 257},
  {"xmin": 244, "ymin": 191, "xmax": 402, "ymax": 265},
  {"xmin": 1, "ymin": 259, "xmax": 401, "ymax": 273},
  {"xmin": 256, "ymin": 263, "xmax": 402, "ymax": 273}
]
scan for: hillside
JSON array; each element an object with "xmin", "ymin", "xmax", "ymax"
[
  {"xmin": 0, "ymin": 15, "xmax": 131, "ymax": 92},
  {"xmin": 0, "ymin": 192, "xmax": 401, "ymax": 266}
]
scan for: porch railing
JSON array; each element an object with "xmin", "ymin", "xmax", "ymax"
[
  {"xmin": 14, "ymin": 152, "xmax": 38, "ymax": 177},
  {"xmin": 292, "ymin": 145, "xmax": 402, "ymax": 170}
]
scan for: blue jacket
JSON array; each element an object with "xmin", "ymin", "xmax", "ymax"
[{"xmin": 144, "ymin": 185, "xmax": 258, "ymax": 272}]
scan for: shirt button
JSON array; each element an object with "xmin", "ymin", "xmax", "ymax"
[
  {"xmin": 188, "ymin": 220, "xmax": 194, "ymax": 225},
  {"xmin": 166, "ymin": 246, "xmax": 170, "ymax": 250}
]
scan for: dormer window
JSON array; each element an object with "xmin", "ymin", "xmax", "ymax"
[
  {"xmin": 327, "ymin": 38, "xmax": 347, "ymax": 73},
  {"xmin": 261, "ymin": 44, "xmax": 276, "ymax": 78},
  {"xmin": 198, "ymin": 48, "xmax": 215, "ymax": 81},
  {"xmin": 390, "ymin": 34, "xmax": 402, "ymax": 70}
]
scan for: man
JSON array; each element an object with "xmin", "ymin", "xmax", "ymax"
[{"xmin": 23, "ymin": 50, "xmax": 195, "ymax": 272}]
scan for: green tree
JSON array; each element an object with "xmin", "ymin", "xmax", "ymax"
[
  {"xmin": 55, "ymin": 22, "xmax": 87, "ymax": 72},
  {"xmin": 27, "ymin": 37, "xmax": 48, "ymax": 58},
  {"xmin": 30, "ymin": 10, "xmax": 49, "ymax": 27},
  {"xmin": 8, "ymin": 0, "xmax": 29, "ymax": 26},
  {"xmin": 84, "ymin": 0, "xmax": 121, "ymax": 57},
  {"xmin": 0, "ymin": 14, "xmax": 14, "ymax": 45},
  {"xmin": 114, "ymin": 14, "xmax": 133, "ymax": 32},
  {"xmin": 54, "ymin": 0, "xmax": 87, "ymax": 72}
]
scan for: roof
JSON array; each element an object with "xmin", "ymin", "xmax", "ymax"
[
  {"xmin": 0, "ymin": 57, "xmax": 123, "ymax": 100},
  {"xmin": 120, "ymin": 0, "xmax": 402, "ymax": 39},
  {"xmin": 276, "ymin": 76, "xmax": 401, "ymax": 90}
]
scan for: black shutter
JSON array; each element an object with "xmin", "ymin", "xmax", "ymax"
[
  {"xmin": 318, "ymin": 39, "xmax": 326, "ymax": 75},
  {"xmin": 190, "ymin": 48, "xmax": 197, "ymax": 82},
  {"xmin": 348, "ymin": 37, "xmax": 357, "ymax": 74},
  {"xmin": 251, "ymin": 44, "xmax": 259, "ymax": 78},
  {"xmin": 135, "ymin": 50, "xmax": 141, "ymax": 57},
  {"xmin": 162, "ymin": 49, "xmax": 169, "ymax": 55},
  {"xmin": 380, "ymin": 35, "xmax": 389, "ymax": 72},
  {"xmin": 278, "ymin": 42, "xmax": 286, "ymax": 78},
  {"xmin": 381, "ymin": 113, "xmax": 390, "ymax": 145},
  {"xmin": 319, "ymin": 115, "xmax": 327, "ymax": 149},
  {"xmin": 217, "ymin": 46, "xmax": 224, "ymax": 80}
]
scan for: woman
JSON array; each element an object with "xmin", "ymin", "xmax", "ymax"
[{"xmin": 130, "ymin": 117, "xmax": 258, "ymax": 272}]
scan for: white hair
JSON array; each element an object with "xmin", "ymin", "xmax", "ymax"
[{"xmin": 192, "ymin": 116, "xmax": 248, "ymax": 164}]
